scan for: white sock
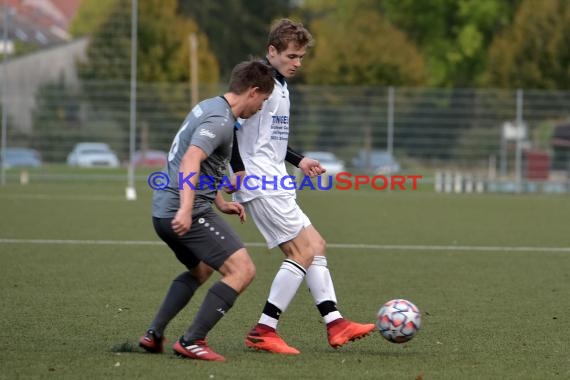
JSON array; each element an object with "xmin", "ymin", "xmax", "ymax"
[
  {"xmin": 258, "ymin": 259, "xmax": 306, "ymax": 329},
  {"xmin": 306, "ymin": 256, "xmax": 343, "ymax": 324}
]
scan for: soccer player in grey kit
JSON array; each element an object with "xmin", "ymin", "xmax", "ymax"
[{"xmin": 139, "ymin": 60, "xmax": 274, "ymax": 362}]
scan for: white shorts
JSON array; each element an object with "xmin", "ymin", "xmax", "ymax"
[{"xmin": 244, "ymin": 196, "xmax": 311, "ymax": 249}]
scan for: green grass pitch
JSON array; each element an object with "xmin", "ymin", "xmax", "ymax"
[{"xmin": 1, "ymin": 179, "xmax": 569, "ymax": 379}]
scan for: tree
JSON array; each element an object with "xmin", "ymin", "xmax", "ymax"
[
  {"xmin": 68, "ymin": 0, "xmax": 117, "ymax": 37},
  {"xmin": 300, "ymin": 2, "xmax": 426, "ymax": 86},
  {"xmin": 77, "ymin": 0, "xmax": 218, "ymax": 83},
  {"xmin": 484, "ymin": 0, "xmax": 570, "ymax": 89},
  {"xmin": 280, "ymin": 1, "xmax": 426, "ymax": 156},
  {"xmin": 178, "ymin": 0, "xmax": 291, "ymax": 80},
  {"xmin": 71, "ymin": 0, "xmax": 220, "ymax": 158},
  {"xmin": 379, "ymin": 0, "xmax": 520, "ymax": 87},
  {"xmin": 31, "ymin": 77, "xmax": 127, "ymax": 162}
]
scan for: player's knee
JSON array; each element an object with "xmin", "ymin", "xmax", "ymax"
[
  {"xmin": 306, "ymin": 236, "xmax": 326, "ymax": 258},
  {"xmin": 241, "ymin": 260, "xmax": 256, "ymax": 286},
  {"xmin": 295, "ymin": 253, "xmax": 314, "ymax": 269},
  {"xmin": 232, "ymin": 260, "xmax": 255, "ymax": 293},
  {"xmin": 224, "ymin": 249, "xmax": 256, "ymax": 289},
  {"xmin": 196, "ymin": 267, "xmax": 214, "ymax": 284},
  {"xmin": 314, "ymin": 236, "xmax": 327, "ymax": 256},
  {"xmin": 280, "ymin": 239, "xmax": 315, "ymax": 268},
  {"xmin": 189, "ymin": 264, "xmax": 214, "ymax": 284}
]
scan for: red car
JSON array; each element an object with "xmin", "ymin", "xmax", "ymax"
[{"xmin": 132, "ymin": 150, "xmax": 168, "ymax": 167}]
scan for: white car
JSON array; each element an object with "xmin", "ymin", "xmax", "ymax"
[
  {"xmin": 304, "ymin": 151, "xmax": 346, "ymax": 175},
  {"xmin": 67, "ymin": 142, "xmax": 120, "ymax": 168}
]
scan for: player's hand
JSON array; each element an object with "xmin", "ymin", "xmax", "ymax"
[
  {"xmin": 217, "ymin": 201, "xmax": 246, "ymax": 223},
  {"xmin": 172, "ymin": 210, "xmax": 192, "ymax": 236},
  {"xmin": 299, "ymin": 157, "xmax": 326, "ymax": 178}
]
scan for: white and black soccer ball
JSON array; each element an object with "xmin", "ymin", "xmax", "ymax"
[{"xmin": 376, "ymin": 299, "xmax": 422, "ymax": 343}]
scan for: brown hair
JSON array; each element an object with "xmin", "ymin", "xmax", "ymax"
[
  {"xmin": 267, "ymin": 18, "xmax": 313, "ymax": 53},
  {"xmin": 228, "ymin": 60, "xmax": 274, "ymax": 95}
]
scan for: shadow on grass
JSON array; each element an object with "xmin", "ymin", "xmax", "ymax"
[{"xmin": 110, "ymin": 340, "xmax": 140, "ymax": 353}]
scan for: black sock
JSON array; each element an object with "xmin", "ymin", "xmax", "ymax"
[
  {"xmin": 262, "ymin": 302, "xmax": 282, "ymax": 320},
  {"xmin": 183, "ymin": 281, "xmax": 238, "ymax": 342},
  {"xmin": 316, "ymin": 300, "xmax": 338, "ymax": 317},
  {"xmin": 149, "ymin": 272, "xmax": 200, "ymax": 336}
]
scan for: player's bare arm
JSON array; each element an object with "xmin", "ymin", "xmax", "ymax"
[{"xmin": 214, "ymin": 192, "xmax": 246, "ymax": 223}]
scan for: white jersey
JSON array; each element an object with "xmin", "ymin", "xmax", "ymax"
[{"xmin": 233, "ymin": 77, "xmax": 296, "ymax": 202}]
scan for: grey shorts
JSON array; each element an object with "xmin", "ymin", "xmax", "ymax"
[{"xmin": 152, "ymin": 208, "xmax": 245, "ymax": 270}]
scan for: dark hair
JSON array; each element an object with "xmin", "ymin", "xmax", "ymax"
[
  {"xmin": 228, "ymin": 60, "xmax": 274, "ymax": 95},
  {"xmin": 267, "ymin": 18, "xmax": 313, "ymax": 53}
]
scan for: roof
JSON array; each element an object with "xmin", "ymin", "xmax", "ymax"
[{"xmin": 0, "ymin": 0, "xmax": 83, "ymax": 49}]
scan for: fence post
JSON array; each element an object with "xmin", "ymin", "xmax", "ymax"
[
  {"xmin": 387, "ymin": 86, "xmax": 394, "ymax": 156},
  {"xmin": 190, "ymin": 33, "xmax": 199, "ymax": 108},
  {"xmin": 515, "ymin": 89, "xmax": 523, "ymax": 193},
  {"xmin": 126, "ymin": 0, "xmax": 138, "ymax": 201},
  {"xmin": 1, "ymin": 9, "xmax": 9, "ymax": 186}
]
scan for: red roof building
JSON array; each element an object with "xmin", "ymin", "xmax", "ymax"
[{"xmin": 0, "ymin": 0, "xmax": 83, "ymax": 53}]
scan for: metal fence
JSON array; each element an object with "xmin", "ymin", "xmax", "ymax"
[
  {"xmin": 1, "ymin": 0, "xmax": 569, "ymax": 194},
  {"xmin": 1, "ymin": 78, "xmax": 570, "ymax": 192}
]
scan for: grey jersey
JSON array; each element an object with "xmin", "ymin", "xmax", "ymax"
[{"xmin": 152, "ymin": 96, "xmax": 236, "ymax": 218}]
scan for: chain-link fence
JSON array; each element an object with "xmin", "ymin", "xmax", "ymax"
[
  {"xmin": 1, "ymin": 51, "xmax": 569, "ymax": 192},
  {"xmin": 2, "ymin": 79, "xmax": 570, "ymax": 183},
  {"xmin": 289, "ymin": 85, "xmax": 570, "ymax": 193}
]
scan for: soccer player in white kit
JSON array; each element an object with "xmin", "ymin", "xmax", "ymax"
[{"xmin": 231, "ymin": 19, "xmax": 375, "ymax": 354}]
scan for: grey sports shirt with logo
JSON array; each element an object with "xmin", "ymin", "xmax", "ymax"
[{"xmin": 152, "ymin": 96, "xmax": 236, "ymax": 218}]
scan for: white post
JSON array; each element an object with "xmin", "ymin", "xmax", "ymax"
[
  {"xmin": 20, "ymin": 170, "xmax": 29, "ymax": 185},
  {"xmin": 453, "ymin": 172, "xmax": 463, "ymax": 193},
  {"xmin": 126, "ymin": 0, "xmax": 138, "ymax": 201},
  {"xmin": 475, "ymin": 180, "xmax": 485, "ymax": 193},
  {"xmin": 435, "ymin": 171, "xmax": 443, "ymax": 193}
]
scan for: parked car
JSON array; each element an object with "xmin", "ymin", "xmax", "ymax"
[
  {"xmin": 67, "ymin": 142, "xmax": 119, "ymax": 168},
  {"xmin": 352, "ymin": 149, "xmax": 401, "ymax": 174},
  {"xmin": 132, "ymin": 150, "xmax": 168, "ymax": 167},
  {"xmin": 1, "ymin": 147, "xmax": 42, "ymax": 169},
  {"xmin": 304, "ymin": 151, "xmax": 346, "ymax": 175}
]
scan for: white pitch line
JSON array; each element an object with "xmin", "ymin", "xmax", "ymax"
[
  {"xmin": 0, "ymin": 238, "xmax": 569, "ymax": 253},
  {"xmin": 329, "ymin": 243, "xmax": 570, "ymax": 252},
  {"xmin": 0, "ymin": 194, "xmax": 126, "ymax": 201},
  {"xmin": 0, "ymin": 238, "xmax": 163, "ymax": 246}
]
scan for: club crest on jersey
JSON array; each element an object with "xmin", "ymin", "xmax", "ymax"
[{"xmin": 199, "ymin": 129, "xmax": 216, "ymax": 139}]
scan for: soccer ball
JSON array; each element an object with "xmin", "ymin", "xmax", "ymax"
[{"xmin": 376, "ymin": 299, "xmax": 421, "ymax": 343}]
